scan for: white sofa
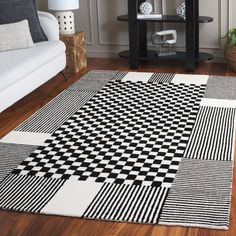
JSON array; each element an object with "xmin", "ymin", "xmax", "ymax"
[{"xmin": 0, "ymin": 11, "xmax": 66, "ymax": 112}]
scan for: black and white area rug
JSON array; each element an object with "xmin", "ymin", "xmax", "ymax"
[{"xmin": 0, "ymin": 71, "xmax": 235, "ymax": 230}]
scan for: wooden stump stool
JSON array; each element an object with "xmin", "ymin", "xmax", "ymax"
[{"xmin": 60, "ymin": 32, "xmax": 87, "ymax": 73}]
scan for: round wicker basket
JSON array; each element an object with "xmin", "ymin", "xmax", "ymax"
[{"xmin": 225, "ymin": 46, "xmax": 236, "ymax": 72}]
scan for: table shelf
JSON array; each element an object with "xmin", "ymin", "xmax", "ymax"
[
  {"xmin": 118, "ymin": 0, "xmax": 214, "ymax": 72},
  {"xmin": 117, "ymin": 15, "xmax": 213, "ymax": 23},
  {"xmin": 119, "ymin": 50, "xmax": 213, "ymax": 62}
]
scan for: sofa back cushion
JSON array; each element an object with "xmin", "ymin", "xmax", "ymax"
[
  {"xmin": 0, "ymin": 0, "xmax": 48, "ymax": 43},
  {"xmin": 0, "ymin": 20, "xmax": 34, "ymax": 52}
]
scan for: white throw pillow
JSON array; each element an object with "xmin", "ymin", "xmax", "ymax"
[{"xmin": 0, "ymin": 19, "xmax": 34, "ymax": 52}]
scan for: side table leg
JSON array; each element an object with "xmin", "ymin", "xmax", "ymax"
[
  {"xmin": 138, "ymin": 0, "xmax": 147, "ymax": 57},
  {"xmin": 128, "ymin": 0, "xmax": 139, "ymax": 69},
  {"xmin": 186, "ymin": 0, "xmax": 196, "ymax": 72},
  {"xmin": 60, "ymin": 71, "xmax": 68, "ymax": 82},
  {"xmin": 186, "ymin": 61, "xmax": 195, "ymax": 72},
  {"xmin": 195, "ymin": 0, "xmax": 199, "ymax": 60}
]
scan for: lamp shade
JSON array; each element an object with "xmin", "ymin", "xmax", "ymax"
[{"xmin": 48, "ymin": 0, "xmax": 79, "ymax": 11}]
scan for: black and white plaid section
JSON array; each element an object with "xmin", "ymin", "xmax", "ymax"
[
  {"xmin": 159, "ymin": 158, "xmax": 232, "ymax": 229},
  {"xmin": 15, "ymin": 90, "xmax": 96, "ymax": 134},
  {"xmin": 14, "ymin": 81, "xmax": 206, "ymax": 187},
  {"xmin": 204, "ymin": 76, "xmax": 236, "ymax": 100},
  {"xmin": 68, "ymin": 70, "xmax": 118, "ymax": 91},
  {"xmin": 0, "ymin": 143, "xmax": 37, "ymax": 182},
  {"xmin": 72, "ymin": 70, "xmax": 118, "ymax": 81},
  {"xmin": 148, "ymin": 73, "xmax": 175, "ymax": 84},
  {"xmin": 0, "ymin": 174, "xmax": 65, "ymax": 212},
  {"xmin": 113, "ymin": 72, "xmax": 175, "ymax": 83},
  {"xmin": 184, "ymin": 106, "xmax": 236, "ymax": 161},
  {"xmin": 83, "ymin": 183, "xmax": 169, "ymax": 224},
  {"xmin": 111, "ymin": 71, "xmax": 128, "ymax": 81}
]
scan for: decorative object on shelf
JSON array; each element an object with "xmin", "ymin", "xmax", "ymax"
[
  {"xmin": 224, "ymin": 28, "xmax": 236, "ymax": 72},
  {"xmin": 151, "ymin": 30, "xmax": 177, "ymax": 57},
  {"xmin": 139, "ymin": 1, "xmax": 153, "ymax": 15},
  {"xmin": 137, "ymin": 13, "xmax": 162, "ymax": 19},
  {"xmin": 60, "ymin": 32, "xmax": 87, "ymax": 73},
  {"xmin": 117, "ymin": 0, "xmax": 213, "ymax": 71},
  {"xmin": 176, "ymin": 2, "xmax": 186, "ymax": 19},
  {"xmin": 48, "ymin": 0, "xmax": 79, "ymax": 35}
]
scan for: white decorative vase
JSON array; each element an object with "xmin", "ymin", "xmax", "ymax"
[
  {"xmin": 176, "ymin": 3, "xmax": 186, "ymax": 19},
  {"xmin": 55, "ymin": 11, "xmax": 75, "ymax": 35},
  {"xmin": 140, "ymin": 2, "xmax": 153, "ymax": 15}
]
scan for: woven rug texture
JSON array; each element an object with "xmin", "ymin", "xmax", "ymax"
[{"xmin": 0, "ymin": 71, "xmax": 235, "ymax": 230}]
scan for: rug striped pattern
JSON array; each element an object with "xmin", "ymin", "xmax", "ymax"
[
  {"xmin": 149, "ymin": 73, "xmax": 175, "ymax": 84},
  {"xmin": 15, "ymin": 90, "xmax": 96, "ymax": 134},
  {"xmin": 111, "ymin": 72, "xmax": 175, "ymax": 84},
  {"xmin": 111, "ymin": 71, "xmax": 128, "ymax": 81},
  {"xmin": 83, "ymin": 183, "xmax": 169, "ymax": 223},
  {"xmin": 0, "ymin": 71, "xmax": 234, "ymax": 230},
  {"xmin": 159, "ymin": 159, "xmax": 232, "ymax": 229},
  {"xmin": 0, "ymin": 143, "xmax": 37, "ymax": 182},
  {"xmin": 0, "ymin": 174, "xmax": 65, "ymax": 212},
  {"xmin": 184, "ymin": 106, "xmax": 236, "ymax": 161}
]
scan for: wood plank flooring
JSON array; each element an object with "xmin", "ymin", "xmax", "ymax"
[{"xmin": 0, "ymin": 58, "xmax": 236, "ymax": 236}]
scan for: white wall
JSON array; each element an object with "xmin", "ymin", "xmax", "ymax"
[
  {"xmin": 37, "ymin": 0, "xmax": 236, "ymax": 61},
  {"xmin": 229, "ymin": 0, "xmax": 236, "ymax": 28}
]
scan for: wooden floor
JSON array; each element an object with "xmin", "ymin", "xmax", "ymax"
[{"xmin": 0, "ymin": 58, "xmax": 236, "ymax": 236}]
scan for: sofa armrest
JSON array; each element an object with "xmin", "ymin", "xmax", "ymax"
[{"xmin": 38, "ymin": 11, "xmax": 59, "ymax": 41}]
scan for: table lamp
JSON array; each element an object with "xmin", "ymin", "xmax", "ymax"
[{"xmin": 48, "ymin": 0, "xmax": 79, "ymax": 35}]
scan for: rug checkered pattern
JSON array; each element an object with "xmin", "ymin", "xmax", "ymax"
[
  {"xmin": 13, "ymin": 81, "xmax": 205, "ymax": 188},
  {"xmin": 0, "ymin": 71, "xmax": 235, "ymax": 230}
]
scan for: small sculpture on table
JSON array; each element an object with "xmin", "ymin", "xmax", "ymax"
[{"xmin": 151, "ymin": 30, "xmax": 177, "ymax": 57}]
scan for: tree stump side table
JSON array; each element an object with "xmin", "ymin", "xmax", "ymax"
[{"xmin": 60, "ymin": 32, "xmax": 87, "ymax": 73}]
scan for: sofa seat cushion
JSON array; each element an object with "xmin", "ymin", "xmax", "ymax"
[{"xmin": 0, "ymin": 41, "xmax": 65, "ymax": 92}]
